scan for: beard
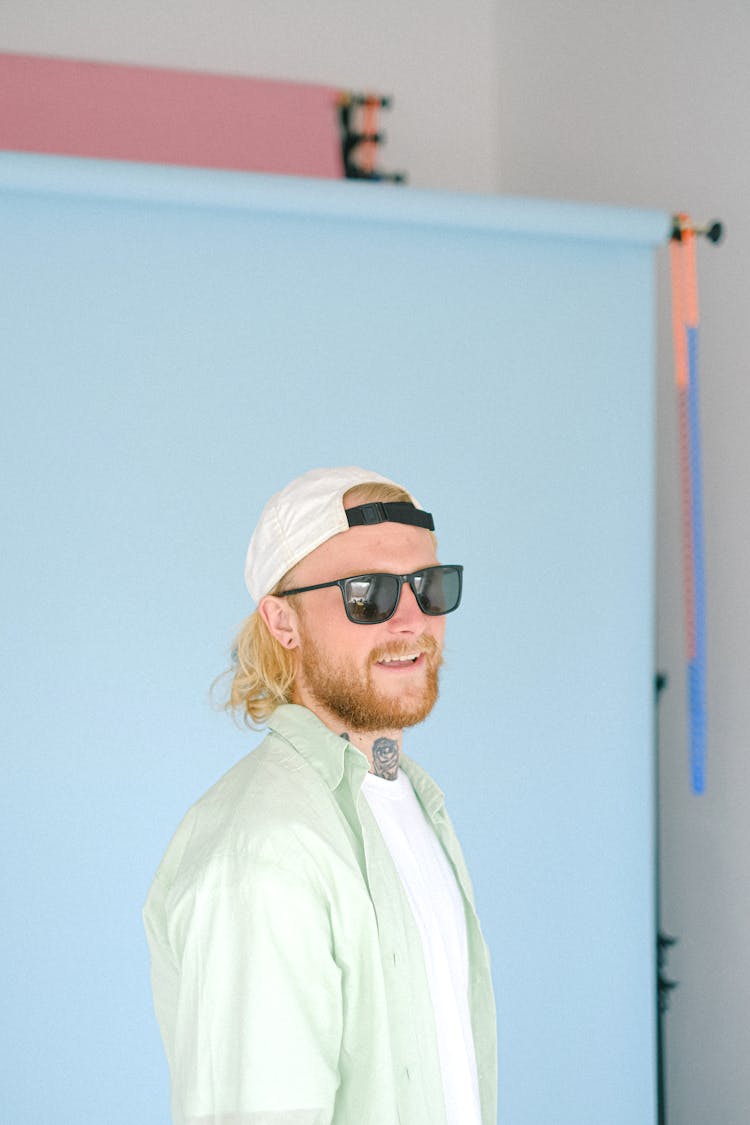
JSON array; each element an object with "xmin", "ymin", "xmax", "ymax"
[{"xmin": 297, "ymin": 629, "xmax": 442, "ymax": 732}]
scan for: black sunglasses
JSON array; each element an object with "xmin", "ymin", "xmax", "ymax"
[{"xmin": 278, "ymin": 564, "xmax": 463, "ymax": 625}]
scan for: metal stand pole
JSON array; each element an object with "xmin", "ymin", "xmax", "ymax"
[{"xmin": 655, "ymin": 672, "xmax": 677, "ymax": 1125}]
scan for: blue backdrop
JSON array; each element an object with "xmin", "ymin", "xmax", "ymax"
[{"xmin": 0, "ymin": 153, "xmax": 668, "ymax": 1123}]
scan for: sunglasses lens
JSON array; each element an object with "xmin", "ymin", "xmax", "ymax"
[
  {"xmin": 413, "ymin": 566, "xmax": 462, "ymax": 615},
  {"xmin": 344, "ymin": 574, "xmax": 400, "ymax": 623},
  {"xmin": 341, "ymin": 567, "xmax": 463, "ymax": 623}
]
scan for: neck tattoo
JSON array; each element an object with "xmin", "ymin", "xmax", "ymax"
[
  {"xmin": 339, "ymin": 731, "xmax": 400, "ymax": 780},
  {"xmin": 372, "ymin": 736, "xmax": 400, "ymax": 781}
]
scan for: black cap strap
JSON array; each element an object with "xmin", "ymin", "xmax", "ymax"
[{"xmin": 346, "ymin": 501, "xmax": 435, "ymax": 532}]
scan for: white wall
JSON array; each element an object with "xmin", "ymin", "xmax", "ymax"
[
  {"xmin": 0, "ymin": 0, "xmax": 502, "ymax": 193},
  {"xmin": 497, "ymin": 3, "xmax": 750, "ymax": 1122}
]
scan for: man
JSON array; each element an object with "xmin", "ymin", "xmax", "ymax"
[{"xmin": 144, "ymin": 466, "xmax": 497, "ymax": 1125}]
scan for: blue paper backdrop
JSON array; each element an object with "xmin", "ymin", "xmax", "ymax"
[{"xmin": 0, "ymin": 154, "xmax": 668, "ymax": 1124}]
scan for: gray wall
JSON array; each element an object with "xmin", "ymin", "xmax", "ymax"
[
  {"xmin": 497, "ymin": 3, "xmax": 750, "ymax": 1122},
  {"xmin": 3, "ymin": 1, "xmax": 746, "ymax": 1119},
  {"xmin": 0, "ymin": 0, "xmax": 501, "ymax": 193}
]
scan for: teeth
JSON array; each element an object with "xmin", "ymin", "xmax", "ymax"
[{"xmin": 379, "ymin": 653, "xmax": 419, "ymax": 663}]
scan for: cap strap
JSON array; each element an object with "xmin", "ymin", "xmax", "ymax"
[{"xmin": 345, "ymin": 501, "xmax": 435, "ymax": 531}]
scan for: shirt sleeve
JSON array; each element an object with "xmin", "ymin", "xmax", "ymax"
[{"xmin": 167, "ymin": 849, "xmax": 343, "ymax": 1125}]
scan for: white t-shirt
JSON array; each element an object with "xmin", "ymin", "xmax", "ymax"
[{"xmin": 361, "ymin": 768, "xmax": 482, "ymax": 1125}]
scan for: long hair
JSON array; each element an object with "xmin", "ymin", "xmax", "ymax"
[{"xmin": 219, "ymin": 480, "xmax": 422, "ymax": 726}]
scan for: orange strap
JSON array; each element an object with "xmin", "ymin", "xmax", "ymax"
[
  {"xmin": 669, "ymin": 213, "xmax": 707, "ymax": 793},
  {"xmin": 360, "ymin": 95, "xmax": 379, "ymax": 176}
]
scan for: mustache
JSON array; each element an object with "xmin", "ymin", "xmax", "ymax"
[{"xmin": 370, "ymin": 635, "xmax": 441, "ymax": 664}]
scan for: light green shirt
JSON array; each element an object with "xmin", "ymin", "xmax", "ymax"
[{"xmin": 144, "ymin": 704, "xmax": 497, "ymax": 1125}]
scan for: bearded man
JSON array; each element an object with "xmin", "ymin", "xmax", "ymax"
[{"xmin": 144, "ymin": 466, "xmax": 497, "ymax": 1125}]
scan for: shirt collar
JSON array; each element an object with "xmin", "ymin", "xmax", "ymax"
[
  {"xmin": 267, "ymin": 703, "xmax": 369, "ymax": 790},
  {"xmin": 266, "ymin": 704, "xmax": 445, "ymax": 815},
  {"xmin": 400, "ymin": 754, "xmax": 446, "ymax": 819}
]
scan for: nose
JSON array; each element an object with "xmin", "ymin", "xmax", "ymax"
[{"xmin": 387, "ymin": 580, "xmax": 423, "ymax": 632}]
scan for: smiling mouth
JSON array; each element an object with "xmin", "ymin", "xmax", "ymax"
[
  {"xmin": 376, "ymin": 653, "xmax": 423, "ymax": 667},
  {"xmin": 372, "ymin": 635, "xmax": 439, "ymax": 670}
]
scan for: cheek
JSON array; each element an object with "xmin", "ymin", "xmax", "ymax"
[
  {"xmin": 428, "ymin": 616, "xmax": 447, "ymax": 648},
  {"xmin": 312, "ymin": 607, "xmax": 375, "ymax": 663},
  {"xmin": 301, "ymin": 591, "xmax": 347, "ymax": 641}
]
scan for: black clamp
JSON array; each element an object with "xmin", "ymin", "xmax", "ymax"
[
  {"xmin": 337, "ymin": 92, "xmax": 406, "ymax": 183},
  {"xmin": 671, "ymin": 215, "xmax": 724, "ymax": 243}
]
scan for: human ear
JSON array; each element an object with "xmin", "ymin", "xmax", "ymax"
[{"xmin": 258, "ymin": 594, "xmax": 299, "ymax": 651}]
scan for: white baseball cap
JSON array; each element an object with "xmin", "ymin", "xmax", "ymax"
[{"xmin": 244, "ymin": 466, "xmax": 431, "ymax": 602}]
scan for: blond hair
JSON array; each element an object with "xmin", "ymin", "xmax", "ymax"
[{"xmin": 220, "ymin": 480, "xmax": 423, "ymax": 726}]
